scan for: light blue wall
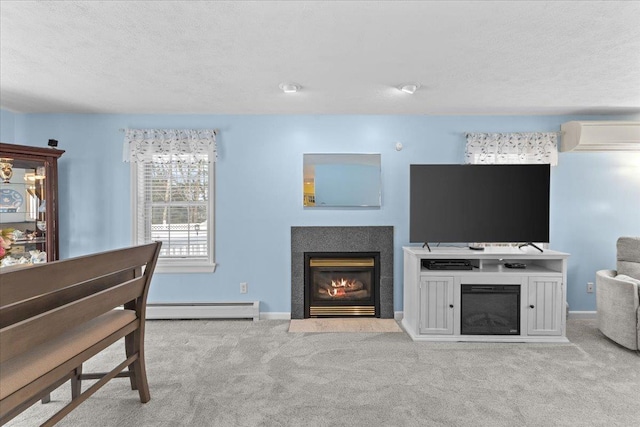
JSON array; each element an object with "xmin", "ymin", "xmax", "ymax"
[
  {"xmin": 2, "ymin": 111, "xmax": 638, "ymax": 312},
  {"xmin": 0, "ymin": 109, "xmax": 16, "ymax": 142}
]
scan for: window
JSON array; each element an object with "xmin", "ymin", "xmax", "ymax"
[{"xmin": 124, "ymin": 129, "xmax": 216, "ymax": 273}]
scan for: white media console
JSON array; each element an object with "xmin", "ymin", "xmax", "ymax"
[{"xmin": 402, "ymin": 246, "xmax": 570, "ymax": 343}]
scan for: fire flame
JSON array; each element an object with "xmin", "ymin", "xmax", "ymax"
[
  {"xmin": 332, "ymin": 278, "xmax": 351, "ymax": 288},
  {"xmin": 326, "ymin": 278, "xmax": 357, "ymax": 297}
]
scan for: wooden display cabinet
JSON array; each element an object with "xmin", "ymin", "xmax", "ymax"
[{"xmin": 0, "ymin": 143, "xmax": 65, "ymax": 266}]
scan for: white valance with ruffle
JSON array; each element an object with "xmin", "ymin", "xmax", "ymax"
[
  {"xmin": 123, "ymin": 129, "xmax": 217, "ymax": 163},
  {"xmin": 465, "ymin": 132, "xmax": 558, "ymax": 166}
]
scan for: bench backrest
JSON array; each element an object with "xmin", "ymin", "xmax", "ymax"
[{"xmin": 0, "ymin": 242, "xmax": 161, "ymax": 363}]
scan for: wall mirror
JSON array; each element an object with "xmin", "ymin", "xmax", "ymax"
[{"xmin": 303, "ymin": 153, "xmax": 381, "ymax": 207}]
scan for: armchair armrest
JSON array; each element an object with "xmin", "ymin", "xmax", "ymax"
[{"xmin": 596, "ymin": 269, "xmax": 639, "ymax": 350}]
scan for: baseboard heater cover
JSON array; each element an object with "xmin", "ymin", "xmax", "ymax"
[{"xmin": 146, "ymin": 302, "xmax": 260, "ymax": 321}]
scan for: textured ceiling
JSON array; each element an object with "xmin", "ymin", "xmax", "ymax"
[{"xmin": 1, "ymin": 1, "xmax": 639, "ymax": 115}]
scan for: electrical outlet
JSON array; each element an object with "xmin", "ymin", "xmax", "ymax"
[
  {"xmin": 587, "ymin": 282, "xmax": 594, "ymax": 293},
  {"xmin": 240, "ymin": 282, "xmax": 248, "ymax": 294}
]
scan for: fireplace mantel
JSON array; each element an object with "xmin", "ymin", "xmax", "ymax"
[{"xmin": 291, "ymin": 226, "xmax": 394, "ymax": 319}]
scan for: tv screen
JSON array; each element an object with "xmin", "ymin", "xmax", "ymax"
[{"xmin": 410, "ymin": 164, "xmax": 550, "ymax": 244}]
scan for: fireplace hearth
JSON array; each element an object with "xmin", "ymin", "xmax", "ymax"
[{"xmin": 305, "ymin": 253, "xmax": 380, "ymax": 317}]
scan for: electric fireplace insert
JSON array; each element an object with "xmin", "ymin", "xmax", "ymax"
[{"xmin": 460, "ymin": 284, "xmax": 520, "ymax": 335}]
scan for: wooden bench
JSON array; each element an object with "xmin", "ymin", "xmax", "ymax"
[{"xmin": 0, "ymin": 242, "xmax": 161, "ymax": 426}]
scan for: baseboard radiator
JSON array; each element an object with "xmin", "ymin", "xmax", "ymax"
[{"xmin": 146, "ymin": 302, "xmax": 260, "ymax": 321}]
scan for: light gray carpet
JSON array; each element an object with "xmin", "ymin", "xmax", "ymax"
[{"xmin": 7, "ymin": 319, "xmax": 639, "ymax": 427}]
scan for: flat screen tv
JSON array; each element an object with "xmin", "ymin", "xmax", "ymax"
[{"xmin": 410, "ymin": 164, "xmax": 550, "ymax": 246}]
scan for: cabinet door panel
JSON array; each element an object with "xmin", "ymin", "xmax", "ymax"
[
  {"xmin": 527, "ymin": 277, "xmax": 562, "ymax": 336},
  {"xmin": 419, "ymin": 277, "xmax": 454, "ymax": 334}
]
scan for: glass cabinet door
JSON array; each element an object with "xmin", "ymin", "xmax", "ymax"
[{"xmin": 0, "ymin": 143, "xmax": 64, "ymax": 268}]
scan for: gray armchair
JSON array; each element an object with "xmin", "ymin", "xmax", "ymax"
[{"xmin": 596, "ymin": 237, "xmax": 640, "ymax": 350}]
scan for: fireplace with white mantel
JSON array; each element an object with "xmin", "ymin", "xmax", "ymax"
[{"xmin": 291, "ymin": 226, "xmax": 393, "ymax": 319}]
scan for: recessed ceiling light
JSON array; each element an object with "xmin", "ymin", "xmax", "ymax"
[
  {"xmin": 398, "ymin": 83, "xmax": 420, "ymax": 94},
  {"xmin": 279, "ymin": 83, "xmax": 301, "ymax": 93}
]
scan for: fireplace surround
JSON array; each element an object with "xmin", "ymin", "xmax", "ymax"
[{"xmin": 291, "ymin": 226, "xmax": 393, "ymax": 319}]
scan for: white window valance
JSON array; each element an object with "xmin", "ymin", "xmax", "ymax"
[
  {"xmin": 465, "ymin": 132, "xmax": 558, "ymax": 166},
  {"xmin": 123, "ymin": 129, "xmax": 217, "ymax": 163}
]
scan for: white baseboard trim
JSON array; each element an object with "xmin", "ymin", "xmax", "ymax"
[
  {"xmin": 147, "ymin": 302, "xmax": 260, "ymax": 321},
  {"xmin": 568, "ymin": 310, "xmax": 597, "ymax": 319},
  {"xmin": 394, "ymin": 311, "xmax": 404, "ymax": 321}
]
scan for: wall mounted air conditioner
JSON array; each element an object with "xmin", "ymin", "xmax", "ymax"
[{"xmin": 560, "ymin": 121, "xmax": 640, "ymax": 152}]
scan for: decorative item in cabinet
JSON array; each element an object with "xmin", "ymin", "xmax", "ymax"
[{"xmin": 0, "ymin": 142, "xmax": 64, "ymax": 267}]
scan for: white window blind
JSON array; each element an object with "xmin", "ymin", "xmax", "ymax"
[{"xmin": 124, "ymin": 129, "xmax": 216, "ymax": 273}]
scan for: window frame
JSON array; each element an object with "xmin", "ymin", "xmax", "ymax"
[{"xmin": 130, "ymin": 153, "xmax": 216, "ymax": 274}]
